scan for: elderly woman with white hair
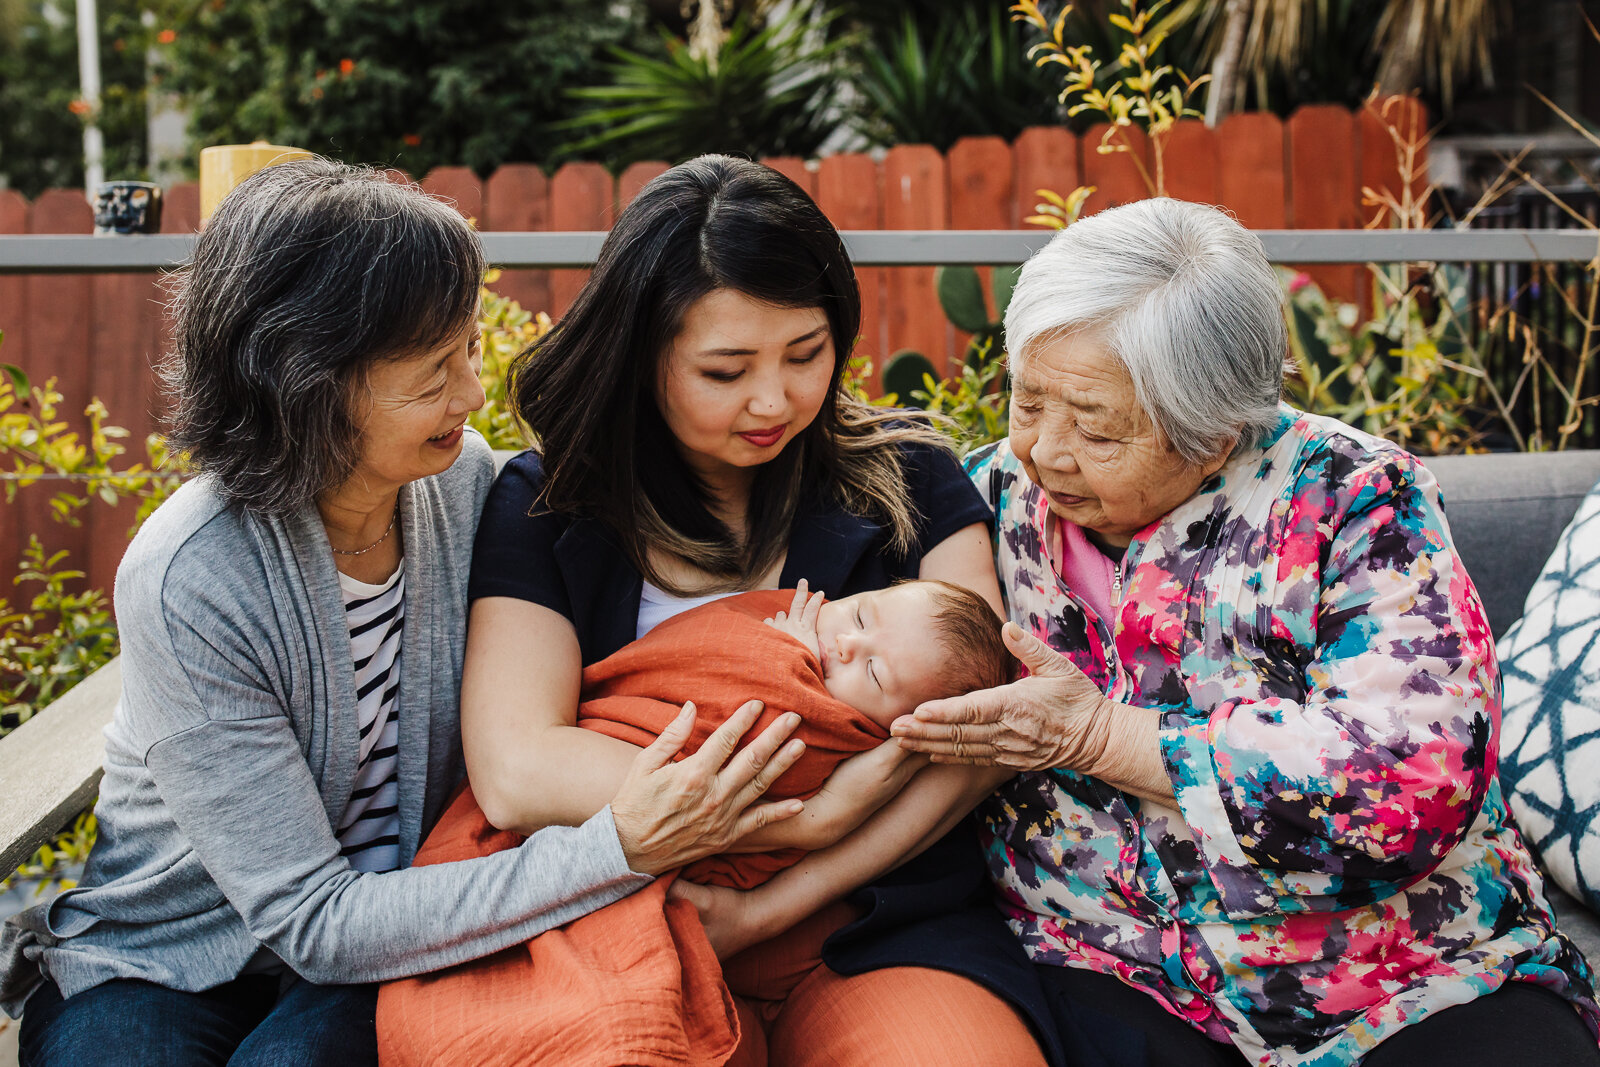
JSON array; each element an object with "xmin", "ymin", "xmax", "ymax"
[{"xmin": 888, "ymin": 198, "xmax": 1600, "ymax": 1066}]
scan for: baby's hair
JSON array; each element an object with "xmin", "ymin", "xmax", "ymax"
[{"xmin": 910, "ymin": 580, "xmax": 1017, "ymax": 697}]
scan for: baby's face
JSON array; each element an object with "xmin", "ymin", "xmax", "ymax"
[{"xmin": 813, "ymin": 584, "xmax": 949, "ymax": 728}]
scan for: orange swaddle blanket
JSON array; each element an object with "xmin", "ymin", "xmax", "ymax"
[{"xmin": 376, "ymin": 590, "xmax": 886, "ymax": 1067}]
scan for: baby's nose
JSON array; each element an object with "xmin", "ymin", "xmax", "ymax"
[{"xmin": 835, "ymin": 633, "xmax": 858, "ymax": 661}]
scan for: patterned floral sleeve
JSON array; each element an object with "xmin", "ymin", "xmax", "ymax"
[{"xmin": 1155, "ymin": 441, "xmax": 1501, "ymax": 919}]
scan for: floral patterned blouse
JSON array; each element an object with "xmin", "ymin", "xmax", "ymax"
[{"xmin": 966, "ymin": 406, "xmax": 1599, "ymax": 1066}]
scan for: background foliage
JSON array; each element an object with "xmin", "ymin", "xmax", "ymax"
[
  {"xmin": 154, "ymin": 0, "xmax": 648, "ymax": 178},
  {"xmin": 0, "ymin": 0, "xmax": 153, "ymax": 196},
  {"xmin": 555, "ymin": 2, "xmax": 847, "ymax": 169}
]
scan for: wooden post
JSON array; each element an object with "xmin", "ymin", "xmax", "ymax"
[
  {"xmin": 485, "ymin": 164, "xmax": 552, "ymax": 318},
  {"xmin": 948, "ymin": 136, "xmax": 1013, "ymax": 368},
  {"xmin": 549, "ymin": 163, "xmax": 614, "ymax": 318},
  {"xmin": 882, "ymin": 145, "xmax": 949, "ymax": 370},
  {"xmin": 817, "ymin": 153, "xmax": 884, "ymax": 390},
  {"xmin": 1288, "ymin": 105, "xmax": 1363, "ymax": 304}
]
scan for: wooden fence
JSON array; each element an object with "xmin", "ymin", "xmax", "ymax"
[{"xmin": 0, "ymin": 101, "xmax": 1424, "ymax": 601}]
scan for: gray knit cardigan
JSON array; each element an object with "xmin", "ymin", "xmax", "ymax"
[{"xmin": 1, "ymin": 430, "xmax": 649, "ymax": 1016}]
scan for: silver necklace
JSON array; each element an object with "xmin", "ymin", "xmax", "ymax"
[{"xmin": 330, "ymin": 507, "xmax": 399, "ymax": 556}]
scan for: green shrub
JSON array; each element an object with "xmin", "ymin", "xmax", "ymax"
[
  {"xmin": 152, "ymin": 0, "xmax": 648, "ymax": 176},
  {"xmin": 468, "ymin": 277, "xmax": 546, "ymax": 452},
  {"xmin": 554, "ymin": 1, "xmax": 848, "ymax": 169},
  {"xmin": 849, "ymin": 4, "xmax": 1061, "ymax": 151}
]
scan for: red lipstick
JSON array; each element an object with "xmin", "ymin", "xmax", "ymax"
[{"xmin": 737, "ymin": 424, "xmax": 788, "ymax": 448}]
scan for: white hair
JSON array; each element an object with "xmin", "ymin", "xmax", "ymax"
[{"xmin": 1003, "ymin": 197, "xmax": 1289, "ymax": 463}]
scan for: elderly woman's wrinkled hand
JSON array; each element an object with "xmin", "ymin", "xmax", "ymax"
[{"xmin": 891, "ymin": 622, "xmax": 1116, "ymax": 773}]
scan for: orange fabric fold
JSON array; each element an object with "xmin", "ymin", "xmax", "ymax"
[{"xmin": 377, "ymin": 591, "xmax": 886, "ymax": 1067}]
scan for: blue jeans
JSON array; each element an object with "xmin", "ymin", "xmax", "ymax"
[{"xmin": 18, "ymin": 974, "xmax": 378, "ymax": 1067}]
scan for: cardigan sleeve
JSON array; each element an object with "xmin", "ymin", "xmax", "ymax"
[
  {"xmin": 1157, "ymin": 448, "xmax": 1500, "ymax": 919},
  {"xmin": 115, "ymin": 529, "xmax": 651, "ymax": 985}
]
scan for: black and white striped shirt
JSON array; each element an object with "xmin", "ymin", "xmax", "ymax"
[{"xmin": 336, "ymin": 564, "xmax": 405, "ymax": 873}]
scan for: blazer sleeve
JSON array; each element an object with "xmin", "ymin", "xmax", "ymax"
[
  {"xmin": 903, "ymin": 436, "xmax": 994, "ymax": 554},
  {"xmin": 467, "ymin": 449, "xmax": 574, "ymax": 620}
]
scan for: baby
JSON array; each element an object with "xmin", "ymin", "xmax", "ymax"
[
  {"xmin": 761, "ymin": 577, "xmax": 1015, "ymax": 728},
  {"xmin": 574, "ymin": 576, "xmax": 1016, "ymax": 820},
  {"xmin": 388, "ymin": 578, "xmax": 1020, "ymax": 1066}
]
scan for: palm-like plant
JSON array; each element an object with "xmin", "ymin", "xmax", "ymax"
[
  {"xmin": 851, "ymin": 5, "xmax": 1061, "ymax": 150},
  {"xmin": 553, "ymin": 2, "xmax": 849, "ymax": 168},
  {"xmin": 1184, "ymin": 0, "xmax": 1501, "ymax": 119}
]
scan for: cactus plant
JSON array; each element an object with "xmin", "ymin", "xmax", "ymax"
[{"xmin": 934, "ymin": 263, "xmax": 1022, "ymax": 370}]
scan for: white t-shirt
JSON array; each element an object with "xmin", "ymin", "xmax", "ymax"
[{"xmin": 636, "ymin": 580, "xmax": 739, "ymax": 639}]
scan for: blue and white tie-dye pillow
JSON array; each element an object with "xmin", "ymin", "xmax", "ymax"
[{"xmin": 1498, "ymin": 481, "xmax": 1600, "ymax": 913}]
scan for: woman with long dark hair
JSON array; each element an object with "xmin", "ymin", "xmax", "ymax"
[
  {"xmin": 1, "ymin": 159, "xmax": 807, "ymax": 1066},
  {"xmin": 458, "ymin": 155, "xmax": 1051, "ymax": 1063}
]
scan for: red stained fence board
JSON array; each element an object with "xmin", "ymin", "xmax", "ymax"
[
  {"xmin": 816, "ymin": 153, "xmax": 884, "ymax": 387},
  {"xmin": 21, "ymin": 191, "xmax": 93, "ymax": 601},
  {"xmin": 618, "ymin": 161, "xmax": 670, "ymax": 213},
  {"xmin": 1081, "ymin": 123, "xmax": 1150, "ymax": 214},
  {"xmin": 420, "ymin": 167, "xmax": 484, "ymax": 224},
  {"xmin": 948, "ymin": 136, "xmax": 1014, "ymax": 361},
  {"xmin": 760, "ymin": 156, "xmax": 818, "ymax": 200},
  {"xmin": 87, "ymin": 271, "xmax": 161, "ymax": 597},
  {"xmin": 548, "ymin": 162, "xmax": 614, "ymax": 318},
  {"xmin": 1288, "ymin": 104, "xmax": 1363, "ymax": 303},
  {"xmin": 1161, "ymin": 119, "xmax": 1221, "ymax": 206},
  {"xmin": 0, "ymin": 189, "xmax": 30, "ymax": 578},
  {"xmin": 485, "ymin": 164, "xmax": 552, "ymax": 319},
  {"xmin": 1012, "ymin": 126, "xmax": 1081, "ymax": 226},
  {"xmin": 883, "ymin": 145, "xmax": 949, "ymax": 371},
  {"xmin": 1217, "ymin": 112, "xmax": 1288, "ymax": 229},
  {"xmin": 1360, "ymin": 96, "xmax": 1430, "ymax": 227},
  {"xmin": 160, "ymin": 182, "xmax": 200, "ymax": 234}
]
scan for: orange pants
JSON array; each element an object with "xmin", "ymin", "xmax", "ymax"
[{"xmin": 722, "ymin": 903, "xmax": 1048, "ymax": 1067}]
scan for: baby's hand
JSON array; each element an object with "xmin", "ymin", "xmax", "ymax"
[{"xmin": 765, "ymin": 578, "xmax": 824, "ymax": 664}]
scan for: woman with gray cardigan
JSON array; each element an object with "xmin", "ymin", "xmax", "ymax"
[{"xmin": 0, "ymin": 159, "xmax": 807, "ymax": 1066}]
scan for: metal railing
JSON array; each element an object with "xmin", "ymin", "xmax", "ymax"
[{"xmin": 2, "ymin": 228, "xmax": 1598, "ymax": 272}]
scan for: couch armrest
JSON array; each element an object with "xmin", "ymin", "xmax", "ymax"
[{"xmin": 0, "ymin": 659, "xmax": 120, "ymax": 880}]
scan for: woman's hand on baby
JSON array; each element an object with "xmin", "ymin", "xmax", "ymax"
[
  {"xmin": 891, "ymin": 622, "xmax": 1117, "ymax": 773},
  {"xmin": 764, "ymin": 578, "xmax": 824, "ymax": 662},
  {"xmin": 611, "ymin": 700, "xmax": 807, "ymax": 876},
  {"xmin": 667, "ymin": 878, "xmax": 778, "ymax": 960}
]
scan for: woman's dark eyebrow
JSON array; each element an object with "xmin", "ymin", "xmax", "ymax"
[
  {"xmin": 700, "ymin": 325, "xmax": 827, "ymax": 358},
  {"xmin": 787, "ymin": 325, "xmax": 828, "ymax": 346}
]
